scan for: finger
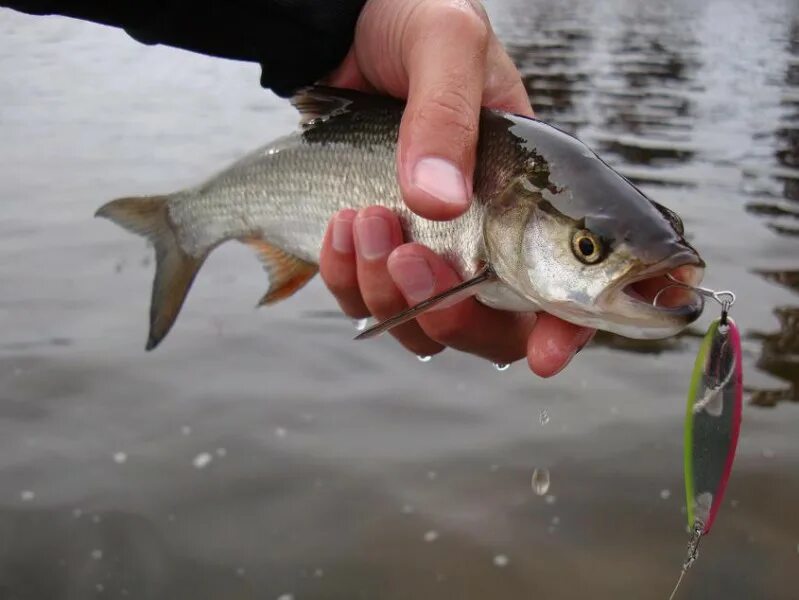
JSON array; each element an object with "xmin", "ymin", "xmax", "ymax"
[
  {"xmin": 397, "ymin": 1, "xmax": 490, "ymax": 220},
  {"xmin": 387, "ymin": 243, "xmax": 535, "ymax": 363},
  {"xmin": 482, "ymin": 36, "xmax": 535, "ymax": 117},
  {"xmin": 322, "ymin": 48, "xmax": 375, "ymax": 92},
  {"xmin": 319, "ymin": 209, "xmax": 370, "ymax": 318},
  {"xmin": 353, "ymin": 207, "xmax": 444, "ymax": 356},
  {"xmin": 527, "ymin": 313, "xmax": 596, "ymax": 378}
]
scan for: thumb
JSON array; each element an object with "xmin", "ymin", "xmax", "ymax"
[{"xmin": 397, "ymin": 2, "xmax": 489, "ymax": 220}]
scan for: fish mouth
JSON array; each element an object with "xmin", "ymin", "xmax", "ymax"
[{"xmin": 600, "ymin": 249, "xmax": 706, "ymax": 338}]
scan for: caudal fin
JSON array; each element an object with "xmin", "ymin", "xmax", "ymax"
[{"xmin": 96, "ymin": 196, "xmax": 205, "ymax": 351}]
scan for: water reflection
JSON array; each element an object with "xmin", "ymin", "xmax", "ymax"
[{"xmin": 748, "ymin": 17, "xmax": 799, "ymax": 406}]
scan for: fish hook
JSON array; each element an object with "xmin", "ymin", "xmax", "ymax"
[{"xmin": 653, "ymin": 274, "xmax": 736, "ymax": 323}]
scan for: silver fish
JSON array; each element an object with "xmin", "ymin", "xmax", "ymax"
[{"xmin": 96, "ymin": 87, "xmax": 704, "ymax": 350}]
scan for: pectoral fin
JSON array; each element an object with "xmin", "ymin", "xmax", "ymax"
[
  {"xmin": 242, "ymin": 239, "xmax": 318, "ymax": 305},
  {"xmin": 355, "ymin": 267, "xmax": 495, "ymax": 340}
]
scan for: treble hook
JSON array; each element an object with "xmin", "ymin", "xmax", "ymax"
[{"xmin": 653, "ymin": 274, "xmax": 736, "ymax": 323}]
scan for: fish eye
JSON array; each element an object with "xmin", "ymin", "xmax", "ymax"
[{"xmin": 571, "ymin": 229, "xmax": 605, "ymax": 264}]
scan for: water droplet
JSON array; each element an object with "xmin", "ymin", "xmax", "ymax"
[
  {"xmin": 493, "ymin": 363, "xmax": 510, "ymax": 371},
  {"xmin": 730, "ymin": 499, "xmax": 739, "ymax": 508},
  {"xmin": 762, "ymin": 448, "xmax": 776, "ymax": 459},
  {"xmin": 276, "ymin": 594, "xmax": 294, "ymax": 600},
  {"xmin": 313, "ymin": 568, "xmax": 324, "ymax": 578},
  {"xmin": 489, "ymin": 464, "xmax": 499, "ymax": 472},
  {"xmin": 401, "ymin": 504, "xmax": 415, "ymax": 515},
  {"xmin": 96, "ymin": 584, "xmax": 105, "ymax": 593},
  {"xmin": 180, "ymin": 425, "xmax": 192, "ymax": 436},
  {"xmin": 92, "ymin": 515, "xmax": 102, "ymax": 524},
  {"xmin": 216, "ymin": 447, "xmax": 227, "ymax": 457},
  {"xmin": 275, "ymin": 427, "xmax": 287, "ymax": 438},
  {"xmin": 493, "ymin": 554, "xmax": 509, "ymax": 567},
  {"xmin": 113, "ymin": 452, "xmax": 127, "ymax": 464},
  {"xmin": 91, "ymin": 549, "xmax": 103, "ymax": 560},
  {"xmin": 352, "ymin": 318, "xmax": 369, "ymax": 331},
  {"xmin": 796, "ymin": 543, "xmax": 799, "ymax": 555},
  {"xmin": 539, "ymin": 409, "xmax": 550, "ymax": 425},
  {"xmin": 192, "ymin": 452, "xmax": 212, "ymax": 469},
  {"xmin": 547, "ymin": 525, "xmax": 556, "ymax": 534},
  {"xmin": 531, "ymin": 468, "xmax": 550, "ymax": 496},
  {"xmin": 427, "ymin": 470, "xmax": 437, "ymax": 480},
  {"xmin": 545, "ymin": 494, "xmax": 557, "ymax": 505},
  {"xmin": 423, "ymin": 530, "xmax": 439, "ymax": 543},
  {"xmin": 73, "ymin": 508, "xmax": 83, "ymax": 518},
  {"xmin": 660, "ymin": 488, "xmax": 672, "ymax": 500},
  {"xmin": 417, "ymin": 355, "xmax": 432, "ymax": 363},
  {"xmin": 551, "ymin": 516, "xmax": 560, "ymax": 526},
  {"xmin": 236, "ymin": 567, "xmax": 245, "ymax": 577},
  {"xmin": 20, "ymin": 490, "xmax": 34, "ymax": 502}
]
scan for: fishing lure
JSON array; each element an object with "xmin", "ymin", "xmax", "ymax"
[{"xmin": 655, "ymin": 277, "xmax": 742, "ymax": 599}]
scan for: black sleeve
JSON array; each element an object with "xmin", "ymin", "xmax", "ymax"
[{"xmin": 1, "ymin": 0, "xmax": 367, "ymax": 96}]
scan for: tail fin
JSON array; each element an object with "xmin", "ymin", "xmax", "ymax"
[{"xmin": 96, "ymin": 196, "xmax": 205, "ymax": 351}]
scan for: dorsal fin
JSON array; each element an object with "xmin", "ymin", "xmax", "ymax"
[{"xmin": 290, "ymin": 86, "xmax": 403, "ymax": 127}]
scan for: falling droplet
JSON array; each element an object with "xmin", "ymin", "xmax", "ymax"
[
  {"xmin": 91, "ymin": 549, "xmax": 103, "ymax": 560},
  {"xmin": 180, "ymin": 425, "xmax": 192, "ymax": 436},
  {"xmin": 73, "ymin": 508, "xmax": 83, "ymax": 518},
  {"xmin": 551, "ymin": 516, "xmax": 560, "ymax": 526},
  {"xmin": 427, "ymin": 470, "xmax": 437, "ymax": 481},
  {"xmin": 762, "ymin": 448, "xmax": 776, "ymax": 459},
  {"xmin": 494, "ymin": 363, "xmax": 510, "ymax": 371},
  {"xmin": 401, "ymin": 504, "xmax": 415, "ymax": 515},
  {"xmin": 274, "ymin": 427, "xmax": 287, "ymax": 438},
  {"xmin": 545, "ymin": 494, "xmax": 557, "ymax": 505},
  {"xmin": 96, "ymin": 584, "xmax": 105, "ymax": 593},
  {"xmin": 235, "ymin": 567, "xmax": 245, "ymax": 577},
  {"xmin": 417, "ymin": 355, "xmax": 432, "ymax": 363},
  {"xmin": 216, "ymin": 447, "xmax": 227, "ymax": 457},
  {"xmin": 314, "ymin": 568, "xmax": 324, "ymax": 578},
  {"xmin": 539, "ymin": 409, "xmax": 550, "ymax": 425},
  {"xmin": 276, "ymin": 595, "xmax": 294, "ymax": 600},
  {"xmin": 352, "ymin": 318, "xmax": 369, "ymax": 331},
  {"xmin": 113, "ymin": 452, "xmax": 127, "ymax": 464},
  {"xmin": 493, "ymin": 554, "xmax": 509, "ymax": 567},
  {"xmin": 531, "ymin": 468, "xmax": 551, "ymax": 496},
  {"xmin": 20, "ymin": 490, "xmax": 34, "ymax": 502},
  {"xmin": 423, "ymin": 530, "xmax": 439, "ymax": 543},
  {"xmin": 660, "ymin": 488, "xmax": 672, "ymax": 500},
  {"xmin": 192, "ymin": 452, "xmax": 212, "ymax": 469}
]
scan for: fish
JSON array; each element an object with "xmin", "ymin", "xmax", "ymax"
[{"xmin": 96, "ymin": 86, "xmax": 705, "ymax": 350}]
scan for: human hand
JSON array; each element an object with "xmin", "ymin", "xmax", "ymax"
[{"xmin": 319, "ymin": 0, "xmax": 595, "ymax": 375}]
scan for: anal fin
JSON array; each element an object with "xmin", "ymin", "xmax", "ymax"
[{"xmin": 242, "ymin": 239, "xmax": 318, "ymax": 305}]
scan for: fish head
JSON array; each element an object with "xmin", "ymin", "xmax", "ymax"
[{"xmin": 483, "ymin": 116, "xmax": 705, "ymax": 339}]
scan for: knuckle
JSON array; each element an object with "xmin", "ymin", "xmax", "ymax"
[
  {"xmin": 433, "ymin": 1, "xmax": 490, "ymax": 46},
  {"xmin": 414, "ymin": 86, "xmax": 479, "ymax": 146}
]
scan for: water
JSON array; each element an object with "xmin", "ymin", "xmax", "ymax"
[
  {"xmin": 0, "ymin": 1, "xmax": 798, "ymax": 598},
  {"xmin": 532, "ymin": 467, "xmax": 552, "ymax": 496}
]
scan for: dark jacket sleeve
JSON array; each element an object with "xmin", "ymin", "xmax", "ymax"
[{"xmin": 1, "ymin": 0, "xmax": 367, "ymax": 96}]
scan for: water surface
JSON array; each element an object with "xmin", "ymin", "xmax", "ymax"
[{"xmin": 1, "ymin": 1, "xmax": 798, "ymax": 598}]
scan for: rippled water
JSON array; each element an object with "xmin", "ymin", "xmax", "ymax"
[{"xmin": 1, "ymin": 1, "xmax": 797, "ymax": 598}]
